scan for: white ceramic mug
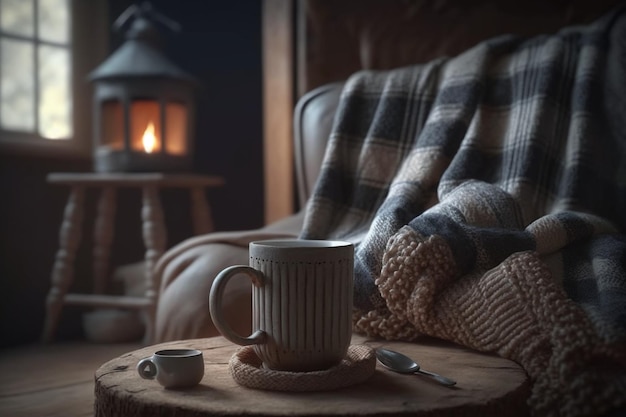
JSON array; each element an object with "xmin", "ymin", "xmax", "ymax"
[
  {"xmin": 136, "ymin": 349, "xmax": 204, "ymax": 388},
  {"xmin": 209, "ymin": 239, "xmax": 354, "ymax": 372}
]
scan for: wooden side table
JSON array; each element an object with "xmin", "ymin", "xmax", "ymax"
[
  {"xmin": 42, "ymin": 172, "xmax": 225, "ymax": 344},
  {"xmin": 94, "ymin": 335, "xmax": 530, "ymax": 417}
]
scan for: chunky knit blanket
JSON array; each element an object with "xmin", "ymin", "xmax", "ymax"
[{"xmin": 300, "ymin": 8, "xmax": 626, "ymax": 417}]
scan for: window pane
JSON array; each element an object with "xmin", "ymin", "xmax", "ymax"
[
  {"xmin": 1, "ymin": 38, "xmax": 35, "ymax": 131},
  {"xmin": 38, "ymin": 0, "xmax": 69, "ymax": 43},
  {"xmin": 0, "ymin": 0, "xmax": 35, "ymax": 37},
  {"xmin": 39, "ymin": 44, "xmax": 71, "ymax": 138}
]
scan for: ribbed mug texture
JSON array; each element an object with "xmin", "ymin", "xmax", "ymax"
[{"xmin": 250, "ymin": 241, "xmax": 353, "ymax": 372}]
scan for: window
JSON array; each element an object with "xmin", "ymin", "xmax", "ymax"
[
  {"xmin": 0, "ymin": 0, "xmax": 71, "ymax": 139},
  {"xmin": 0, "ymin": 0, "xmax": 107, "ymax": 156}
]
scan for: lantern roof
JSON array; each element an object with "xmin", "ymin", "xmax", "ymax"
[
  {"xmin": 89, "ymin": 40, "xmax": 196, "ymax": 83},
  {"xmin": 89, "ymin": 2, "xmax": 196, "ymax": 84}
]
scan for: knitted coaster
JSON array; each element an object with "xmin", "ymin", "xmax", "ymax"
[{"xmin": 229, "ymin": 345, "xmax": 376, "ymax": 392}]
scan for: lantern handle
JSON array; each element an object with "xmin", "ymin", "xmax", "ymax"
[{"xmin": 113, "ymin": 2, "xmax": 181, "ymax": 35}]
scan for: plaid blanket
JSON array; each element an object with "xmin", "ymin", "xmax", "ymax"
[{"xmin": 301, "ymin": 8, "xmax": 626, "ymax": 417}]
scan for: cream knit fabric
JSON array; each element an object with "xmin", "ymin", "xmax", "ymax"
[
  {"xmin": 354, "ymin": 227, "xmax": 626, "ymax": 417},
  {"xmin": 229, "ymin": 344, "xmax": 376, "ymax": 392}
]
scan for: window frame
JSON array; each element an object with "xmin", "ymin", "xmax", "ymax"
[{"xmin": 0, "ymin": 0, "xmax": 109, "ymax": 158}]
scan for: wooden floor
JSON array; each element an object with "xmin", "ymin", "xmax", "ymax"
[{"xmin": 0, "ymin": 340, "xmax": 142, "ymax": 417}]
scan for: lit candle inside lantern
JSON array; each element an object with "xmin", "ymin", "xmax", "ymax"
[{"xmin": 142, "ymin": 122, "xmax": 157, "ymax": 153}]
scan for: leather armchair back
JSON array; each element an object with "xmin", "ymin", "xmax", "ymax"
[{"xmin": 293, "ymin": 82, "xmax": 343, "ymax": 208}]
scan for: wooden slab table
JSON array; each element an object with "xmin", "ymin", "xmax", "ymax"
[{"xmin": 94, "ymin": 335, "xmax": 530, "ymax": 416}]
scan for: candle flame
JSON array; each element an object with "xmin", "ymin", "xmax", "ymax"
[{"xmin": 142, "ymin": 122, "xmax": 157, "ymax": 153}]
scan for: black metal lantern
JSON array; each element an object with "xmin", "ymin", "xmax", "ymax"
[{"xmin": 89, "ymin": 2, "xmax": 197, "ymax": 172}]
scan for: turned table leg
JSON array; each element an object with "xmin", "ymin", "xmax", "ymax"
[
  {"xmin": 141, "ymin": 186, "xmax": 167, "ymax": 344},
  {"xmin": 190, "ymin": 186, "xmax": 214, "ymax": 235},
  {"xmin": 93, "ymin": 187, "xmax": 116, "ymax": 294},
  {"xmin": 42, "ymin": 186, "xmax": 85, "ymax": 343}
]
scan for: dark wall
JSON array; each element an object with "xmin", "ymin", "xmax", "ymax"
[
  {"xmin": 137, "ymin": 0, "xmax": 264, "ymax": 232},
  {"xmin": 0, "ymin": 0, "xmax": 263, "ymax": 347}
]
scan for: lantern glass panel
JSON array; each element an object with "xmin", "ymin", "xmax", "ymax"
[
  {"xmin": 101, "ymin": 99, "xmax": 123, "ymax": 150},
  {"xmin": 165, "ymin": 101, "xmax": 187, "ymax": 155},
  {"xmin": 130, "ymin": 99, "xmax": 161, "ymax": 154}
]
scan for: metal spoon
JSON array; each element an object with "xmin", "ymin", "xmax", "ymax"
[{"xmin": 376, "ymin": 348, "xmax": 457, "ymax": 387}]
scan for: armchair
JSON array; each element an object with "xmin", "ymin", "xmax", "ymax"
[
  {"xmin": 154, "ymin": 83, "xmax": 342, "ymax": 342},
  {"xmin": 149, "ymin": 4, "xmax": 626, "ymax": 416},
  {"xmin": 154, "ymin": 0, "xmax": 623, "ymax": 347}
]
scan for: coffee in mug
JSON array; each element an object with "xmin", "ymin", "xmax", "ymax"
[
  {"xmin": 136, "ymin": 349, "xmax": 204, "ymax": 388},
  {"xmin": 209, "ymin": 239, "xmax": 354, "ymax": 372}
]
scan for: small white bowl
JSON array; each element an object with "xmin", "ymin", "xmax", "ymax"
[{"xmin": 82, "ymin": 309, "xmax": 144, "ymax": 343}]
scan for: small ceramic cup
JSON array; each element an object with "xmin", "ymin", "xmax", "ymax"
[
  {"xmin": 209, "ymin": 239, "xmax": 354, "ymax": 372},
  {"xmin": 136, "ymin": 349, "xmax": 204, "ymax": 389}
]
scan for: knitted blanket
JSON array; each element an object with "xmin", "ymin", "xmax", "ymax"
[{"xmin": 300, "ymin": 8, "xmax": 626, "ymax": 417}]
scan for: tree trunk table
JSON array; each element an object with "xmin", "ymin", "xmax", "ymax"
[{"xmin": 94, "ymin": 335, "xmax": 530, "ymax": 416}]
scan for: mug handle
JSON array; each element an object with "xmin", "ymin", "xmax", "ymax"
[
  {"xmin": 209, "ymin": 265, "xmax": 267, "ymax": 346},
  {"xmin": 137, "ymin": 357, "xmax": 157, "ymax": 380}
]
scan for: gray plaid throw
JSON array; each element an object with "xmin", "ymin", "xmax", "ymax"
[{"xmin": 301, "ymin": 8, "xmax": 626, "ymax": 416}]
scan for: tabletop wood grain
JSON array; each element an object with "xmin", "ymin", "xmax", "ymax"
[{"xmin": 95, "ymin": 334, "xmax": 530, "ymax": 417}]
